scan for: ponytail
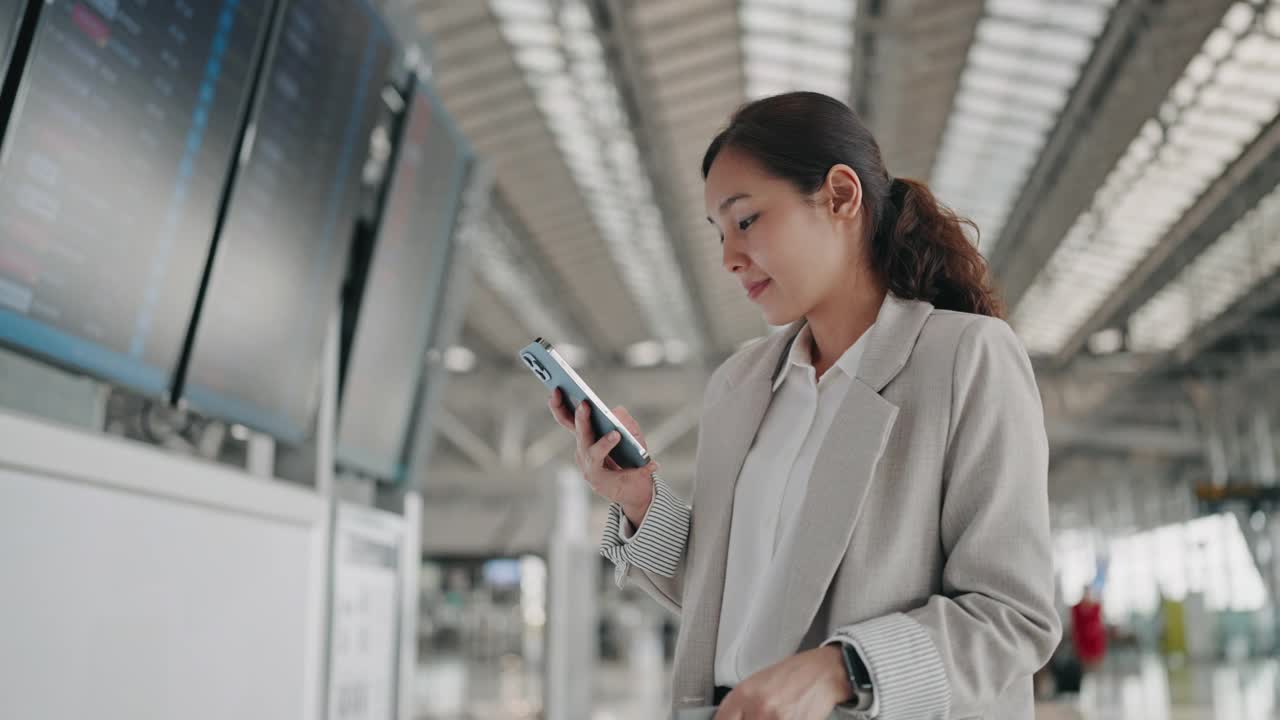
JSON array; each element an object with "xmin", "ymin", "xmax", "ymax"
[
  {"xmin": 875, "ymin": 178, "xmax": 1004, "ymax": 318},
  {"xmin": 703, "ymin": 92, "xmax": 1004, "ymax": 319}
]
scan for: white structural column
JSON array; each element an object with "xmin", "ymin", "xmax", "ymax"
[
  {"xmin": 314, "ymin": 310, "xmax": 342, "ymax": 718},
  {"xmin": 398, "ymin": 492, "xmax": 424, "ymax": 720},
  {"xmin": 544, "ymin": 464, "xmax": 598, "ymax": 719},
  {"xmin": 1252, "ymin": 406, "xmax": 1277, "ymax": 486},
  {"xmin": 246, "ymin": 431, "xmax": 275, "ymax": 478}
]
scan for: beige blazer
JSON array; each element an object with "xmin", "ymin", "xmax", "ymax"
[{"xmin": 601, "ymin": 293, "xmax": 1061, "ymax": 719}]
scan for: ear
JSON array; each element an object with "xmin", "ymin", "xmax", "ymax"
[{"xmin": 823, "ymin": 164, "xmax": 862, "ymax": 220}]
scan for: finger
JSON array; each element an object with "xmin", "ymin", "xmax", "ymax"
[
  {"xmin": 587, "ymin": 430, "xmax": 621, "ymax": 468},
  {"xmin": 548, "ymin": 391, "xmax": 574, "ymax": 430},
  {"xmin": 573, "ymin": 400, "xmax": 594, "ymax": 455},
  {"xmin": 713, "ymin": 696, "xmax": 741, "ymax": 720},
  {"xmin": 611, "ymin": 406, "xmax": 646, "ymax": 448}
]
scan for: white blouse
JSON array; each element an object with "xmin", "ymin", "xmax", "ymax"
[
  {"xmin": 713, "ymin": 322, "xmax": 871, "ymax": 686},
  {"xmin": 621, "ymin": 322, "xmax": 872, "ymax": 686}
]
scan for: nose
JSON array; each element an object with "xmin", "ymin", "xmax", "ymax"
[{"xmin": 721, "ymin": 235, "xmax": 747, "ymax": 274}]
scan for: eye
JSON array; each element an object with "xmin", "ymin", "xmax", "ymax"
[{"xmin": 738, "ymin": 214, "xmax": 758, "ymax": 232}]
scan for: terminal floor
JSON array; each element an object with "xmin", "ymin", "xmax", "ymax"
[{"xmin": 414, "ymin": 653, "xmax": 1280, "ymax": 719}]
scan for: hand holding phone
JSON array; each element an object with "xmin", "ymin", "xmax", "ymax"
[
  {"xmin": 550, "ymin": 390, "xmax": 657, "ymax": 521},
  {"xmin": 520, "ymin": 339, "xmax": 659, "ymax": 523}
]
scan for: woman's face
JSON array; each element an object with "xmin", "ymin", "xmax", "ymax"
[{"xmin": 704, "ymin": 146, "xmax": 866, "ymax": 327}]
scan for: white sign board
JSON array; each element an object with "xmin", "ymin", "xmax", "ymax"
[{"xmin": 327, "ymin": 503, "xmax": 406, "ymax": 720}]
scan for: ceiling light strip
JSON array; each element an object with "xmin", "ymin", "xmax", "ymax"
[
  {"xmin": 490, "ymin": 0, "xmax": 702, "ymax": 352},
  {"xmin": 739, "ymin": 0, "xmax": 856, "ymax": 102},
  {"xmin": 930, "ymin": 0, "xmax": 1118, "ymax": 255},
  {"xmin": 1129, "ymin": 180, "xmax": 1280, "ymax": 352},
  {"xmin": 1013, "ymin": 2, "xmax": 1280, "ymax": 356},
  {"xmin": 466, "ymin": 203, "xmax": 586, "ymax": 353}
]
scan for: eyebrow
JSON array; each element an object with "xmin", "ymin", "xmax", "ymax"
[{"xmin": 706, "ymin": 193, "xmax": 751, "ymax": 223}]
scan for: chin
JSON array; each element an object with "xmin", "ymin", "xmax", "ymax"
[{"xmin": 760, "ymin": 304, "xmax": 802, "ymax": 328}]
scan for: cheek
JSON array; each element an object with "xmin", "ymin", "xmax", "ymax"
[
  {"xmin": 771, "ymin": 219, "xmax": 843, "ymax": 283},
  {"xmin": 753, "ymin": 214, "xmax": 810, "ymax": 272}
]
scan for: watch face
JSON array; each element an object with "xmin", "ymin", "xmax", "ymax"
[
  {"xmin": 838, "ymin": 644, "xmax": 875, "ymax": 712},
  {"xmin": 842, "ymin": 643, "xmax": 872, "ymax": 689}
]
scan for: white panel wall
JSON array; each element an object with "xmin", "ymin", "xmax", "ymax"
[{"xmin": 0, "ymin": 409, "xmax": 329, "ymax": 720}]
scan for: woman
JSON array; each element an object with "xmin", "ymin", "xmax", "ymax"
[{"xmin": 548, "ymin": 92, "xmax": 1060, "ymax": 719}]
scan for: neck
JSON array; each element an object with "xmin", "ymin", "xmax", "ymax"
[{"xmin": 804, "ymin": 269, "xmax": 886, "ymax": 373}]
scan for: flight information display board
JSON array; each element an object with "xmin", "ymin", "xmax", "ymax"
[
  {"xmin": 0, "ymin": 0, "xmax": 23, "ymax": 82},
  {"xmin": 0, "ymin": 0, "xmax": 273, "ymax": 395},
  {"xmin": 336, "ymin": 81, "xmax": 470, "ymax": 480},
  {"xmin": 181, "ymin": 0, "xmax": 393, "ymax": 442}
]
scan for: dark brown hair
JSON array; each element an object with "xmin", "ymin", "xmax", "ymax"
[{"xmin": 701, "ymin": 92, "xmax": 1003, "ymax": 318}]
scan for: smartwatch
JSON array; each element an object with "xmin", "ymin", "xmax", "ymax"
[{"xmin": 838, "ymin": 641, "xmax": 875, "ymax": 712}]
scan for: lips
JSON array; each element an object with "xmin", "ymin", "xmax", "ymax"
[{"xmin": 745, "ymin": 278, "xmax": 771, "ymax": 300}]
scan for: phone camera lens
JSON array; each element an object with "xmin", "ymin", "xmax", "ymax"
[{"xmin": 521, "ymin": 353, "xmax": 551, "ymax": 382}]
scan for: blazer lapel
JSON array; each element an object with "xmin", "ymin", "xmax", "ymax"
[
  {"xmin": 737, "ymin": 294, "xmax": 935, "ymax": 669},
  {"xmin": 739, "ymin": 382, "xmax": 899, "ymax": 666},
  {"xmin": 671, "ymin": 331, "xmax": 793, "ymax": 706},
  {"xmin": 671, "ymin": 294, "xmax": 935, "ymax": 704}
]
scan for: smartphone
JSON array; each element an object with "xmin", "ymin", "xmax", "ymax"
[{"xmin": 518, "ymin": 338, "xmax": 651, "ymax": 469}]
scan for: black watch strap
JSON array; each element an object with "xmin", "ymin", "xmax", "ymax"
[{"xmin": 839, "ymin": 641, "xmax": 875, "ymax": 712}]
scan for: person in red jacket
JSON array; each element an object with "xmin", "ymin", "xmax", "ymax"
[{"xmin": 1071, "ymin": 585, "xmax": 1108, "ymax": 671}]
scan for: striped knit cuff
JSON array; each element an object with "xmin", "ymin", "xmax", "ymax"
[
  {"xmin": 830, "ymin": 613, "xmax": 950, "ymax": 720},
  {"xmin": 599, "ymin": 476, "xmax": 690, "ymax": 587}
]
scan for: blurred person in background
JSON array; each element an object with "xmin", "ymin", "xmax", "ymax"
[
  {"xmin": 549, "ymin": 92, "xmax": 1060, "ymax": 719},
  {"xmin": 1158, "ymin": 590, "xmax": 1187, "ymax": 660},
  {"xmin": 1071, "ymin": 586, "xmax": 1108, "ymax": 673}
]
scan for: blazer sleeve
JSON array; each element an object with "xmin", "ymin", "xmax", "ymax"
[
  {"xmin": 827, "ymin": 317, "xmax": 1062, "ymax": 719},
  {"xmin": 597, "ymin": 357, "xmax": 736, "ymax": 615},
  {"xmin": 600, "ymin": 476, "xmax": 691, "ymax": 613}
]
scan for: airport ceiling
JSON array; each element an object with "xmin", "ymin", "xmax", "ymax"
[{"xmin": 380, "ymin": 0, "xmax": 1280, "ymax": 548}]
